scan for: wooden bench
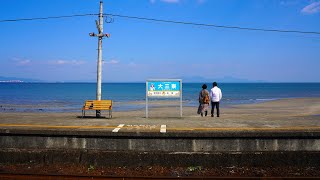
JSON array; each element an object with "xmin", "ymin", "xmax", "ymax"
[{"xmin": 82, "ymin": 100, "xmax": 112, "ymax": 118}]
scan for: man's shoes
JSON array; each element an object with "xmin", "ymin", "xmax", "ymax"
[
  {"xmin": 205, "ymin": 111, "xmax": 208, "ymax": 116},
  {"xmin": 201, "ymin": 113, "xmax": 203, "ymax": 117},
  {"xmin": 211, "ymin": 114, "xmax": 213, "ymax": 117}
]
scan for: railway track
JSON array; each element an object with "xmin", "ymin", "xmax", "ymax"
[{"xmin": 0, "ymin": 174, "xmax": 242, "ymax": 180}]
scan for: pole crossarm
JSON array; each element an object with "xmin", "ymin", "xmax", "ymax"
[{"xmin": 89, "ymin": 32, "xmax": 110, "ymax": 38}]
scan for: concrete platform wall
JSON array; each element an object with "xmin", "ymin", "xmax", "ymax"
[
  {"xmin": 1, "ymin": 130, "xmax": 320, "ymax": 152},
  {"xmin": 1, "ymin": 129, "xmax": 320, "ymax": 167},
  {"xmin": 1, "ymin": 135, "xmax": 320, "ymax": 152}
]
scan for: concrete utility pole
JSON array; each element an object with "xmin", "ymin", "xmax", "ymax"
[{"xmin": 89, "ymin": 1, "xmax": 110, "ymax": 117}]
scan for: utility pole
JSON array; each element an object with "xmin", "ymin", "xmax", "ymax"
[{"xmin": 89, "ymin": 1, "xmax": 110, "ymax": 117}]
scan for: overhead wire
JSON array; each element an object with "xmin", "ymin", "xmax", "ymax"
[
  {"xmin": 0, "ymin": 13, "xmax": 97, "ymax": 22},
  {"xmin": 0, "ymin": 13, "xmax": 320, "ymax": 35},
  {"xmin": 104, "ymin": 13, "xmax": 320, "ymax": 35}
]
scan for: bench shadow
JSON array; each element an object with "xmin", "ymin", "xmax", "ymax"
[{"xmin": 76, "ymin": 116, "xmax": 111, "ymax": 119}]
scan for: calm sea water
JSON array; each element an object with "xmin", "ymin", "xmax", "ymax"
[{"xmin": 0, "ymin": 83, "xmax": 319, "ymax": 112}]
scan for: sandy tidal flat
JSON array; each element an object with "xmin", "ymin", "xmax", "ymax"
[{"xmin": 0, "ymin": 98, "xmax": 319, "ymax": 130}]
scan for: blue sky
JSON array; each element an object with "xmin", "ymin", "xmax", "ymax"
[{"xmin": 0, "ymin": 0, "xmax": 319, "ymax": 82}]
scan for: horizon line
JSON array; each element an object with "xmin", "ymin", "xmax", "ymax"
[{"xmin": 1, "ymin": 81, "xmax": 320, "ymax": 84}]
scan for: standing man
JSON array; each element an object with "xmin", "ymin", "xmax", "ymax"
[{"xmin": 210, "ymin": 82, "xmax": 222, "ymax": 117}]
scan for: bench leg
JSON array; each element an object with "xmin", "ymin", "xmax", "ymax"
[{"xmin": 82, "ymin": 110, "xmax": 86, "ymax": 118}]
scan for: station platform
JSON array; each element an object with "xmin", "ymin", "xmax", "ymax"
[{"xmin": 1, "ymin": 108, "xmax": 320, "ymax": 169}]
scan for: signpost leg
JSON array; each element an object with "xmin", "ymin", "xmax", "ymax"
[
  {"xmin": 146, "ymin": 81, "xmax": 149, "ymax": 118},
  {"xmin": 180, "ymin": 96, "xmax": 182, "ymax": 117},
  {"xmin": 180, "ymin": 80, "xmax": 182, "ymax": 117},
  {"xmin": 146, "ymin": 97, "xmax": 148, "ymax": 118}
]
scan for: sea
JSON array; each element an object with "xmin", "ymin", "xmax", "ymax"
[{"xmin": 0, "ymin": 83, "xmax": 320, "ymax": 112}]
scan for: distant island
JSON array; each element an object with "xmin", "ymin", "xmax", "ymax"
[
  {"xmin": 0, "ymin": 80, "xmax": 24, "ymax": 83},
  {"xmin": 0, "ymin": 75, "xmax": 265, "ymax": 83},
  {"xmin": 0, "ymin": 76, "xmax": 41, "ymax": 83}
]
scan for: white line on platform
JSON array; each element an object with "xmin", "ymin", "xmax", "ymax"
[
  {"xmin": 112, "ymin": 124, "xmax": 125, "ymax": 133},
  {"xmin": 160, "ymin": 125, "xmax": 166, "ymax": 133}
]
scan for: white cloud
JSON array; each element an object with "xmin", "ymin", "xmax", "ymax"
[
  {"xmin": 104, "ymin": 59, "xmax": 119, "ymax": 64},
  {"xmin": 150, "ymin": 0, "xmax": 180, "ymax": 4},
  {"xmin": 128, "ymin": 62, "xmax": 137, "ymax": 67},
  {"xmin": 161, "ymin": 0, "xmax": 180, "ymax": 3},
  {"xmin": 11, "ymin": 57, "xmax": 31, "ymax": 66},
  {"xmin": 196, "ymin": 0, "xmax": 206, "ymax": 4},
  {"xmin": 70, "ymin": 60, "xmax": 85, "ymax": 65},
  {"xmin": 18, "ymin": 60, "xmax": 31, "ymax": 65},
  {"xmin": 51, "ymin": 60, "xmax": 85, "ymax": 65},
  {"xmin": 150, "ymin": 0, "xmax": 205, "ymax": 5},
  {"xmin": 55, "ymin": 60, "xmax": 67, "ymax": 65},
  {"xmin": 301, "ymin": 1, "xmax": 320, "ymax": 14}
]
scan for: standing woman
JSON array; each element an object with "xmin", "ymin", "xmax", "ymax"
[{"xmin": 198, "ymin": 84, "xmax": 210, "ymax": 117}]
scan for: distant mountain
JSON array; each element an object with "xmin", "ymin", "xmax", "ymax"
[
  {"xmin": 179, "ymin": 76, "xmax": 265, "ymax": 83},
  {"xmin": 180, "ymin": 76, "xmax": 209, "ymax": 83},
  {"xmin": 0, "ymin": 76, "xmax": 265, "ymax": 83},
  {"xmin": 0, "ymin": 76, "xmax": 42, "ymax": 82},
  {"xmin": 217, "ymin": 76, "xmax": 265, "ymax": 83}
]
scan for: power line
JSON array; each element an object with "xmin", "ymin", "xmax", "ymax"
[
  {"xmin": 105, "ymin": 13, "xmax": 320, "ymax": 35},
  {"xmin": 1, "ymin": 13, "xmax": 319, "ymax": 35},
  {"xmin": 0, "ymin": 13, "xmax": 97, "ymax": 23}
]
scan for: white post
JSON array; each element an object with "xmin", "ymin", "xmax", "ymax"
[
  {"xmin": 146, "ymin": 81, "xmax": 149, "ymax": 118},
  {"xmin": 180, "ymin": 80, "xmax": 182, "ymax": 117},
  {"xmin": 89, "ymin": 1, "xmax": 110, "ymax": 118},
  {"xmin": 96, "ymin": 1, "xmax": 103, "ymax": 117}
]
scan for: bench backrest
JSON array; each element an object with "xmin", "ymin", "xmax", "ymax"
[{"xmin": 83, "ymin": 100, "xmax": 112, "ymax": 110}]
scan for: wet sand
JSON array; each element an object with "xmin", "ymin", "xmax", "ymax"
[{"xmin": 0, "ymin": 98, "xmax": 319, "ymax": 131}]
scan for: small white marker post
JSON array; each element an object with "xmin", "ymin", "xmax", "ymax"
[
  {"xmin": 160, "ymin": 125, "xmax": 166, "ymax": 133},
  {"xmin": 112, "ymin": 124, "xmax": 125, "ymax": 133}
]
